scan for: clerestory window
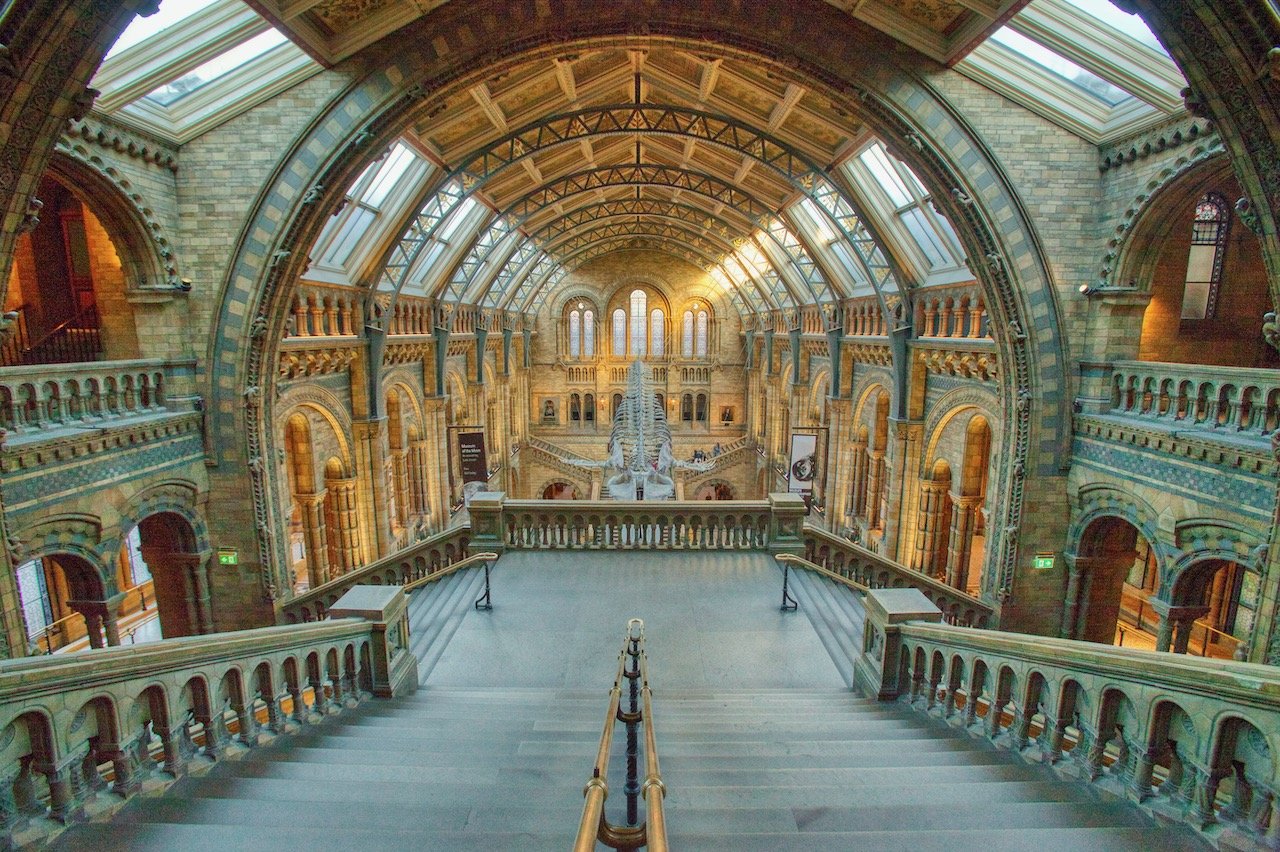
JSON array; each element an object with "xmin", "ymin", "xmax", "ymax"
[{"xmin": 1181, "ymin": 192, "xmax": 1229, "ymax": 321}]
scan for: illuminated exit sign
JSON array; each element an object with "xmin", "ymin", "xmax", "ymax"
[
  {"xmin": 1033, "ymin": 553, "xmax": 1055, "ymax": 570},
  {"xmin": 217, "ymin": 548, "xmax": 239, "ymax": 566}
]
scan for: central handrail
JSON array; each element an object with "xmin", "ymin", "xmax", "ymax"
[
  {"xmin": 574, "ymin": 619, "xmax": 668, "ymax": 852},
  {"xmin": 404, "ymin": 551, "xmax": 498, "ymax": 610}
]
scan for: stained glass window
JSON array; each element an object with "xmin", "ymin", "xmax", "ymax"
[{"xmin": 1181, "ymin": 193, "xmax": 1229, "ymax": 320}]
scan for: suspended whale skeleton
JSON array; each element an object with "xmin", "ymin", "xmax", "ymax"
[{"xmin": 573, "ymin": 360, "xmax": 712, "ymax": 499}]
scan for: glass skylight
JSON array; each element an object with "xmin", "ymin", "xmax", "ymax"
[
  {"xmin": 1062, "ymin": 0, "xmax": 1166, "ymax": 55},
  {"xmin": 989, "ymin": 27, "xmax": 1130, "ymax": 106},
  {"xmin": 145, "ymin": 28, "xmax": 287, "ymax": 105},
  {"xmin": 107, "ymin": 0, "xmax": 222, "ymax": 58}
]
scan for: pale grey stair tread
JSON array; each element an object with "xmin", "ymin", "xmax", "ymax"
[{"xmin": 52, "ymin": 552, "xmax": 1206, "ymax": 850}]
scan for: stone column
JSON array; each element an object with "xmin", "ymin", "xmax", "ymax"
[
  {"xmin": 190, "ymin": 557, "xmax": 214, "ymax": 634},
  {"xmin": 945, "ymin": 496, "xmax": 982, "ymax": 590},
  {"xmin": 850, "ymin": 441, "xmax": 869, "ymax": 518},
  {"xmin": 1059, "ymin": 553, "xmax": 1099, "ymax": 639},
  {"xmin": 391, "ymin": 448, "xmax": 410, "ymax": 529},
  {"xmin": 1172, "ymin": 606, "xmax": 1211, "ymax": 654},
  {"xmin": 865, "ymin": 451, "xmax": 885, "ymax": 529},
  {"xmin": 408, "ymin": 438, "xmax": 430, "ymax": 516},
  {"xmin": 352, "ymin": 418, "xmax": 391, "ymax": 560},
  {"xmin": 67, "ymin": 601, "xmax": 104, "ymax": 649},
  {"xmin": 326, "ymin": 476, "xmax": 362, "ymax": 572},
  {"xmin": 882, "ymin": 420, "xmax": 922, "ymax": 563},
  {"xmin": 294, "ymin": 493, "xmax": 330, "ymax": 587}
]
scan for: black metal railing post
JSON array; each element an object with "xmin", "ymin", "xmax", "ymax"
[
  {"xmin": 780, "ymin": 561, "xmax": 798, "ymax": 611},
  {"xmin": 474, "ymin": 559, "xmax": 493, "ymax": 610},
  {"xmin": 622, "ymin": 618, "xmax": 643, "ymax": 826}
]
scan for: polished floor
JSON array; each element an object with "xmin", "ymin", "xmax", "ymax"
[{"xmin": 426, "ymin": 550, "xmax": 845, "ymax": 690}]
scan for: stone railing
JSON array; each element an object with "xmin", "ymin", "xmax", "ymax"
[
  {"xmin": 0, "ymin": 358, "xmax": 197, "ymax": 437},
  {"xmin": 803, "ymin": 525, "xmax": 993, "ymax": 628},
  {"xmin": 0, "ymin": 588, "xmax": 415, "ymax": 849},
  {"xmin": 280, "ymin": 525, "xmax": 471, "ymax": 623},
  {"xmin": 844, "ymin": 296, "xmax": 889, "ymax": 337},
  {"xmin": 466, "ymin": 492, "xmax": 807, "ymax": 554},
  {"xmin": 857, "ymin": 589, "xmax": 1280, "ymax": 850},
  {"xmin": 285, "ymin": 282, "xmax": 364, "ymax": 338},
  {"xmin": 912, "ymin": 284, "xmax": 989, "ymax": 340},
  {"xmin": 1109, "ymin": 360, "xmax": 1280, "ymax": 438}
]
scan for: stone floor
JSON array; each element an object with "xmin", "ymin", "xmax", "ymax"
[{"xmin": 426, "ymin": 549, "xmax": 845, "ymax": 690}]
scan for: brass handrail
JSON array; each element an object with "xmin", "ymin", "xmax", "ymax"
[
  {"xmin": 402, "ymin": 552, "xmax": 497, "ymax": 593},
  {"xmin": 574, "ymin": 620, "xmax": 667, "ymax": 852},
  {"xmin": 776, "ymin": 552, "xmax": 871, "ymax": 595},
  {"xmin": 30, "ymin": 609, "xmax": 86, "ymax": 654}
]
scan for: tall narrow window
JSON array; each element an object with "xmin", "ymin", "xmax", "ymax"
[
  {"xmin": 16, "ymin": 559, "xmax": 52, "ymax": 639},
  {"xmin": 629, "ymin": 289, "xmax": 647, "ymax": 356},
  {"xmin": 1181, "ymin": 192, "xmax": 1229, "ymax": 320},
  {"xmin": 650, "ymin": 309, "xmax": 665, "ymax": 356},
  {"xmin": 612, "ymin": 308, "xmax": 626, "ymax": 356},
  {"xmin": 695, "ymin": 310, "xmax": 709, "ymax": 357},
  {"xmin": 682, "ymin": 311, "xmax": 694, "ymax": 357},
  {"xmin": 583, "ymin": 310, "xmax": 595, "ymax": 356},
  {"xmin": 568, "ymin": 309, "xmax": 581, "ymax": 358}
]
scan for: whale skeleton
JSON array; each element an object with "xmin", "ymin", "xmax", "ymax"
[{"xmin": 571, "ymin": 360, "xmax": 711, "ymax": 499}]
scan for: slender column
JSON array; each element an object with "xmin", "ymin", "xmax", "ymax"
[
  {"xmin": 849, "ymin": 440, "xmax": 868, "ymax": 518},
  {"xmin": 1059, "ymin": 553, "xmax": 1099, "ymax": 639},
  {"xmin": 352, "ymin": 418, "xmax": 392, "ymax": 560},
  {"xmin": 408, "ymin": 438, "xmax": 430, "ymax": 516},
  {"xmin": 158, "ymin": 724, "xmax": 185, "ymax": 777},
  {"xmin": 42, "ymin": 760, "xmax": 82, "ymax": 824},
  {"xmin": 75, "ymin": 606, "xmax": 104, "ymax": 649},
  {"xmin": 1131, "ymin": 747, "xmax": 1159, "ymax": 801},
  {"xmin": 294, "ymin": 492, "xmax": 330, "ymax": 586},
  {"xmin": 946, "ymin": 496, "xmax": 981, "ymax": 590},
  {"xmin": 865, "ymin": 451, "xmax": 885, "ymax": 528},
  {"xmin": 880, "ymin": 420, "xmax": 921, "ymax": 561},
  {"xmin": 327, "ymin": 477, "xmax": 362, "ymax": 572},
  {"xmin": 392, "ymin": 448, "xmax": 410, "ymax": 528},
  {"xmin": 191, "ymin": 557, "xmax": 214, "ymax": 634}
]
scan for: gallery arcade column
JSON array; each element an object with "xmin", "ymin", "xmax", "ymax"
[
  {"xmin": 865, "ymin": 450, "xmax": 885, "ymax": 529},
  {"xmin": 295, "ymin": 493, "xmax": 331, "ymax": 587},
  {"xmin": 422, "ymin": 396, "xmax": 451, "ymax": 529},
  {"xmin": 352, "ymin": 418, "xmax": 391, "ymax": 560},
  {"xmin": 911, "ymin": 478, "xmax": 950, "ymax": 577},
  {"xmin": 881, "ymin": 420, "xmax": 922, "ymax": 563},
  {"xmin": 407, "ymin": 437, "xmax": 430, "ymax": 517},
  {"xmin": 325, "ymin": 476, "xmax": 362, "ymax": 573},
  {"xmin": 824, "ymin": 397, "xmax": 852, "ymax": 521},
  {"xmin": 1059, "ymin": 553, "xmax": 1103, "ymax": 639},
  {"xmin": 946, "ymin": 496, "xmax": 984, "ymax": 591}
]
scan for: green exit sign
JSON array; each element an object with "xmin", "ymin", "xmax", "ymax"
[
  {"xmin": 1033, "ymin": 553, "xmax": 1055, "ymax": 570},
  {"xmin": 217, "ymin": 548, "xmax": 239, "ymax": 566}
]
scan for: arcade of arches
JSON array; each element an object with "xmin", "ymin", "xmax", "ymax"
[{"xmin": 0, "ymin": 1, "xmax": 1278, "ymax": 679}]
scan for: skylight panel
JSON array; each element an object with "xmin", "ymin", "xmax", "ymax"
[
  {"xmin": 107, "ymin": 0, "xmax": 222, "ymax": 58},
  {"xmin": 361, "ymin": 145, "xmax": 417, "ymax": 208},
  {"xmin": 1061, "ymin": 0, "xmax": 1166, "ymax": 55},
  {"xmin": 144, "ymin": 28, "xmax": 287, "ymax": 105},
  {"xmin": 858, "ymin": 147, "xmax": 912, "ymax": 208},
  {"xmin": 989, "ymin": 27, "xmax": 1130, "ymax": 106}
]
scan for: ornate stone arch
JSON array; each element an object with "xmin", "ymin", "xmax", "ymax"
[
  {"xmin": 198, "ymin": 8, "xmax": 1067, "ymax": 602},
  {"xmin": 49, "ymin": 144, "xmax": 181, "ymax": 288},
  {"xmin": 8, "ymin": 514, "xmax": 113, "ymax": 597},
  {"xmin": 1068, "ymin": 484, "xmax": 1172, "ymax": 579},
  {"xmin": 106, "ymin": 479, "xmax": 209, "ymax": 564},
  {"xmin": 1104, "ymin": 145, "xmax": 1231, "ymax": 291}
]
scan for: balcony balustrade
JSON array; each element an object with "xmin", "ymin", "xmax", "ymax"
[
  {"xmin": 0, "ymin": 358, "xmax": 196, "ymax": 438},
  {"xmin": 1109, "ymin": 360, "xmax": 1280, "ymax": 438}
]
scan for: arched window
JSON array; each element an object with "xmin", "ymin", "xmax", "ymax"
[
  {"xmin": 695, "ymin": 310, "xmax": 709, "ymax": 357},
  {"xmin": 583, "ymin": 310, "xmax": 595, "ymax": 356},
  {"xmin": 681, "ymin": 394, "xmax": 693, "ymax": 423},
  {"xmin": 568, "ymin": 310, "xmax": 581, "ymax": 358},
  {"xmin": 1181, "ymin": 192, "xmax": 1229, "ymax": 320},
  {"xmin": 650, "ymin": 308, "xmax": 665, "ymax": 356},
  {"xmin": 584, "ymin": 393, "xmax": 595, "ymax": 422},
  {"xmin": 682, "ymin": 311, "xmax": 694, "ymax": 357},
  {"xmin": 629, "ymin": 289, "xmax": 647, "ymax": 356},
  {"xmin": 612, "ymin": 308, "xmax": 626, "ymax": 356},
  {"xmin": 570, "ymin": 393, "xmax": 581, "ymax": 422},
  {"xmin": 696, "ymin": 393, "xmax": 708, "ymax": 423}
]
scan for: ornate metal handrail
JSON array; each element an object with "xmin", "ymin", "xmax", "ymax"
[
  {"xmin": 775, "ymin": 552, "xmax": 870, "ymax": 611},
  {"xmin": 803, "ymin": 524, "xmax": 992, "ymax": 628},
  {"xmin": 280, "ymin": 525, "xmax": 471, "ymax": 623},
  {"xmin": 574, "ymin": 618, "xmax": 667, "ymax": 852},
  {"xmin": 403, "ymin": 551, "xmax": 498, "ymax": 610}
]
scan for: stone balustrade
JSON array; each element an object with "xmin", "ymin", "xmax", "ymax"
[
  {"xmin": 912, "ymin": 284, "xmax": 989, "ymax": 339},
  {"xmin": 858, "ymin": 594, "xmax": 1280, "ymax": 849},
  {"xmin": 0, "ymin": 592, "xmax": 415, "ymax": 849},
  {"xmin": 0, "ymin": 358, "xmax": 197, "ymax": 437},
  {"xmin": 844, "ymin": 296, "xmax": 888, "ymax": 337},
  {"xmin": 803, "ymin": 525, "xmax": 993, "ymax": 628},
  {"xmin": 286, "ymin": 283, "xmax": 364, "ymax": 337},
  {"xmin": 1109, "ymin": 360, "xmax": 1280, "ymax": 438},
  {"xmin": 466, "ymin": 492, "xmax": 807, "ymax": 554},
  {"xmin": 280, "ymin": 525, "xmax": 471, "ymax": 623}
]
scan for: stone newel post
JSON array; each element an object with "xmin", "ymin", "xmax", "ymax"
[{"xmin": 853, "ymin": 587, "xmax": 942, "ymax": 701}]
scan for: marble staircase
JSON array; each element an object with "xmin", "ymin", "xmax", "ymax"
[{"xmin": 52, "ymin": 552, "xmax": 1207, "ymax": 850}]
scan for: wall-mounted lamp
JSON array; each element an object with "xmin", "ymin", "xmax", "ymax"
[{"xmin": 1078, "ymin": 284, "xmax": 1098, "ymax": 297}]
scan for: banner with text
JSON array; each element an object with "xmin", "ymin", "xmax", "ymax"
[
  {"xmin": 458, "ymin": 431, "xmax": 489, "ymax": 485},
  {"xmin": 788, "ymin": 433, "xmax": 817, "ymax": 494}
]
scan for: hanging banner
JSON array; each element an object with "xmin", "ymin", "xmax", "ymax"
[
  {"xmin": 788, "ymin": 433, "xmax": 817, "ymax": 494},
  {"xmin": 457, "ymin": 431, "xmax": 489, "ymax": 485}
]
